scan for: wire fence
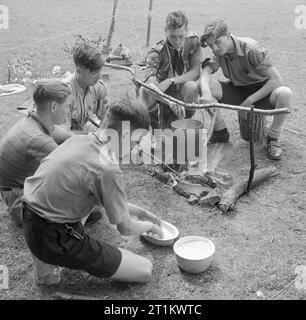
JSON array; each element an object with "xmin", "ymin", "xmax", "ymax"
[{"xmin": 1, "ymin": 1, "xmax": 305, "ymax": 57}]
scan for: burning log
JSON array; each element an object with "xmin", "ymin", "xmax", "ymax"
[
  {"xmin": 152, "ymin": 167, "xmax": 178, "ymax": 186},
  {"xmin": 189, "ymin": 195, "xmax": 200, "ymax": 205},
  {"xmin": 185, "ymin": 170, "xmax": 233, "ymax": 190},
  {"xmin": 184, "ymin": 174, "xmax": 217, "ymax": 189},
  {"xmin": 198, "ymin": 188, "xmax": 222, "ymax": 206},
  {"xmin": 218, "ymin": 166, "xmax": 278, "ymax": 213},
  {"xmin": 173, "ymin": 181, "xmax": 211, "ymax": 199}
]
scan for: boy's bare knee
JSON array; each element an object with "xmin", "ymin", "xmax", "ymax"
[
  {"xmin": 275, "ymin": 86, "xmax": 293, "ymax": 110},
  {"xmin": 210, "ymin": 80, "xmax": 223, "ymax": 100},
  {"xmin": 139, "ymin": 259, "xmax": 153, "ymax": 282},
  {"xmin": 182, "ymin": 81, "xmax": 199, "ymax": 95},
  {"xmin": 278, "ymin": 86, "xmax": 293, "ymax": 100}
]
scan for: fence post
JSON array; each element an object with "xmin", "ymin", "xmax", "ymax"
[
  {"xmin": 106, "ymin": 0, "xmax": 119, "ymax": 53},
  {"xmin": 146, "ymin": 0, "xmax": 153, "ymax": 47}
]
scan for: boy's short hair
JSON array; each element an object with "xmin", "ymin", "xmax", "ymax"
[
  {"xmin": 165, "ymin": 10, "xmax": 188, "ymax": 30},
  {"xmin": 106, "ymin": 98, "xmax": 150, "ymax": 132},
  {"xmin": 72, "ymin": 44, "xmax": 105, "ymax": 72},
  {"xmin": 33, "ymin": 79, "xmax": 71, "ymax": 108},
  {"xmin": 200, "ymin": 20, "xmax": 230, "ymax": 47}
]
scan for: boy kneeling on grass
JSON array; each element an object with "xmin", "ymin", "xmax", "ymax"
[
  {"xmin": 22, "ymin": 98, "xmax": 163, "ymax": 285},
  {"xmin": 0, "ymin": 79, "xmax": 72, "ymax": 227}
]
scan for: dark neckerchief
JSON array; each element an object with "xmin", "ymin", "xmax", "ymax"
[{"xmin": 166, "ymin": 40, "xmax": 184, "ymax": 76}]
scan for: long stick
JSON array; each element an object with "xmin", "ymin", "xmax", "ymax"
[
  {"xmin": 283, "ymin": 127, "xmax": 306, "ymax": 138},
  {"xmin": 146, "ymin": 0, "xmax": 153, "ymax": 47},
  {"xmin": 106, "ymin": 0, "xmax": 119, "ymax": 54},
  {"xmin": 104, "ymin": 63, "xmax": 291, "ymax": 116},
  {"xmin": 135, "ymin": 145, "xmax": 182, "ymax": 179},
  {"xmin": 247, "ymin": 106, "xmax": 256, "ymax": 193},
  {"xmin": 133, "ymin": 78, "xmax": 290, "ymax": 115}
]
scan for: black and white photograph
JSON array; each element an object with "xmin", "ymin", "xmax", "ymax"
[{"xmin": 0, "ymin": 0, "xmax": 305, "ymax": 308}]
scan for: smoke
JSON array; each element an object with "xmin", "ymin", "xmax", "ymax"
[{"xmin": 206, "ymin": 143, "xmax": 232, "ymax": 172}]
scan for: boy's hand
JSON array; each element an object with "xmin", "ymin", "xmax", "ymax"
[
  {"xmin": 240, "ymin": 97, "xmax": 255, "ymax": 120},
  {"xmin": 199, "ymin": 91, "xmax": 213, "ymax": 104},
  {"xmin": 138, "ymin": 209, "xmax": 162, "ymax": 226},
  {"xmin": 169, "ymin": 101, "xmax": 185, "ymax": 119},
  {"xmin": 147, "ymin": 223, "xmax": 164, "ymax": 238}
]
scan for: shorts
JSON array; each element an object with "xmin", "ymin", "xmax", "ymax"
[
  {"xmin": 220, "ymin": 80, "xmax": 274, "ymax": 110},
  {"xmin": 22, "ymin": 203, "xmax": 122, "ymax": 278}
]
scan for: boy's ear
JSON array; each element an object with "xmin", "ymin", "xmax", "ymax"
[
  {"xmin": 50, "ymin": 101, "xmax": 57, "ymax": 112},
  {"xmin": 75, "ymin": 66, "xmax": 81, "ymax": 74}
]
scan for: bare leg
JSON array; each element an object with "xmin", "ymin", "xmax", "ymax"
[
  {"xmin": 210, "ymin": 80, "xmax": 227, "ymax": 131},
  {"xmin": 110, "ymin": 248, "xmax": 153, "ymax": 283},
  {"xmin": 268, "ymin": 86, "xmax": 293, "ymax": 139},
  {"xmin": 181, "ymin": 81, "xmax": 199, "ymax": 119},
  {"xmin": 181, "ymin": 81, "xmax": 199, "ymax": 103}
]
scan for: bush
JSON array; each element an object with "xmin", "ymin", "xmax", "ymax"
[{"xmin": 63, "ymin": 34, "xmax": 108, "ymax": 55}]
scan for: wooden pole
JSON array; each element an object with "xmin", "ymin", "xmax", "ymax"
[
  {"xmin": 132, "ymin": 76, "xmax": 291, "ymax": 116},
  {"xmin": 103, "ymin": 63, "xmax": 291, "ymax": 116},
  {"xmin": 247, "ymin": 105, "xmax": 256, "ymax": 193},
  {"xmin": 106, "ymin": 0, "xmax": 119, "ymax": 54},
  {"xmin": 146, "ymin": 0, "xmax": 153, "ymax": 47},
  {"xmin": 219, "ymin": 166, "xmax": 279, "ymax": 213}
]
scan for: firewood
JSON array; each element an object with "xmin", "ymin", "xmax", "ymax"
[
  {"xmin": 188, "ymin": 195, "xmax": 200, "ymax": 205},
  {"xmin": 152, "ymin": 169, "xmax": 176, "ymax": 185},
  {"xmin": 218, "ymin": 166, "xmax": 278, "ymax": 213},
  {"xmin": 184, "ymin": 170, "xmax": 233, "ymax": 189},
  {"xmin": 184, "ymin": 174, "xmax": 217, "ymax": 189},
  {"xmin": 198, "ymin": 188, "xmax": 222, "ymax": 206},
  {"xmin": 173, "ymin": 181, "xmax": 211, "ymax": 199}
]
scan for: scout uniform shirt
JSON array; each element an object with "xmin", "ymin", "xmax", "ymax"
[
  {"xmin": 205, "ymin": 35, "xmax": 273, "ymax": 86},
  {"xmin": 145, "ymin": 31, "xmax": 202, "ymax": 83},
  {"xmin": 62, "ymin": 73, "xmax": 110, "ymax": 131},
  {"xmin": 23, "ymin": 133, "xmax": 129, "ymax": 225}
]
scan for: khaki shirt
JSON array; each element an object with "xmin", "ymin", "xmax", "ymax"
[
  {"xmin": 62, "ymin": 73, "xmax": 110, "ymax": 131},
  {"xmin": 145, "ymin": 32, "xmax": 202, "ymax": 82},
  {"xmin": 206, "ymin": 35, "xmax": 273, "ymax": 86},
  {"xmin": 23, "ymin": 133, "xmax": 128, "ymax": 225}
]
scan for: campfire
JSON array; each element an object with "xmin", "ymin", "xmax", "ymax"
[
  {"xmin": 103, "ymin": 62, "xmax": 287, "ymax": 214},
  {"xmin": 144, "ymin": 142, "xmax": 279, "ymax": 214}
]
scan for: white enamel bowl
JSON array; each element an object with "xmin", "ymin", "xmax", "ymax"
[
  {"xmin": 173, "ymin": 236, "xmax": 215, "ymax": 273},
  {"xmin": 142, "ymin": 220, "xmax": 179, "ymax": 246}
]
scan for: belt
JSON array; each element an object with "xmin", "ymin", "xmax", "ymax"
[
  {"xmin": 0, "ymin": 187, "xmax": 13, "ymax": 192},
  {"xmin": 22, "ymin": 202, "xmax": 51, "ymax": 223},
  {"xmin": 23, "ymin": 202, "xmax": 84, "ymax": 241}
]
